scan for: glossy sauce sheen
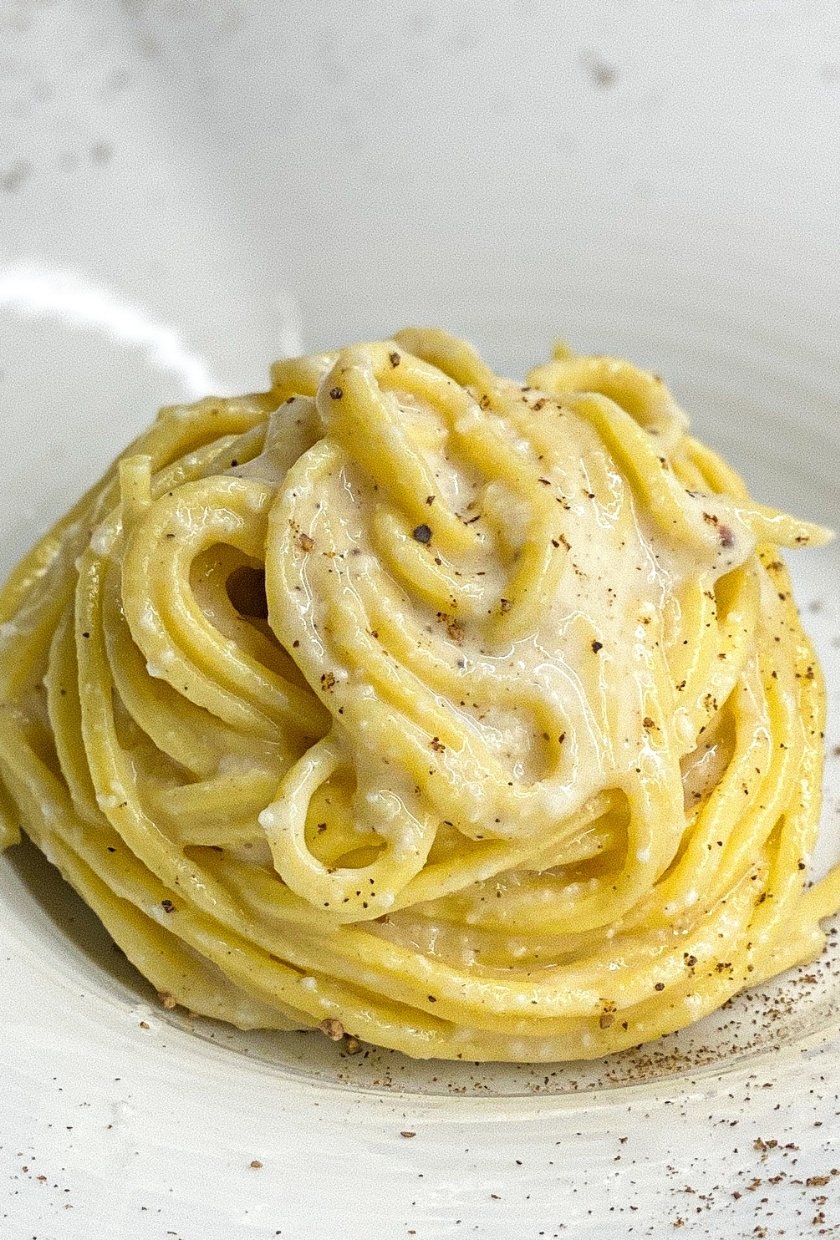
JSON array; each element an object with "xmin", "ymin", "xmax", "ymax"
[{"xmin": 0, "ymin": 328, "xmax": 835, "ymax": 1062}]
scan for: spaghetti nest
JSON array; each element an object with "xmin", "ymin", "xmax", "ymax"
[{"xmin": 0, "ymin": 329, "xmax": 836, "ymax": 1061}]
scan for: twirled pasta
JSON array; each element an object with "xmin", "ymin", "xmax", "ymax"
[{"xmin": 0, "ymin": 328, "xmax": 836, "ymax": 1061}]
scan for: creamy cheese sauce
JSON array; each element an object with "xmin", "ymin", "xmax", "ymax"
[
  {"xmin": 0, "ymin": 328, "xmax": 832, "ymax": 1063},
  {"xmin": 260, "ymin": 383, "xmax": 754, "ymax": 852}
]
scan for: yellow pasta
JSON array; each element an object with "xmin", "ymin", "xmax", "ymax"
[{"xmin": 0, "ymin": 329, "xmax": 835, "ymax": 1061}]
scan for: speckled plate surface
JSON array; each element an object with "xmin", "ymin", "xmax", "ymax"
[{"xmin": 2, "ymin": 3, "xmax": 840, "ymax": 1237}]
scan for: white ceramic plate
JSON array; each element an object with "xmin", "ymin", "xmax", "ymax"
[{"xmin": 2, "ymin": 3, "xmax": 839, "ymax": 1237}]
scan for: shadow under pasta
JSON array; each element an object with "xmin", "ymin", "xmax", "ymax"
[
  {"xmin": 3, "ymin": 824, "xmax": 838, "ymax": 1099},
  {"xmin": 3, "ymin": 835, "xmax": 160, "ymax": 1001}
]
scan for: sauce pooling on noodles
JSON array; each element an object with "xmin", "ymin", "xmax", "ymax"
[{"xmin": 0, "ymin": 327, "xmax": 836, "ymax": 1062}]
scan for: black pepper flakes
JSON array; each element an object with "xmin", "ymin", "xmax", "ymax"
[
  {"xmin": 328, "ymin": 386, "xmax": 343, "ymax": 400},
  {"xmin": 412, "ymin": 523, "xmax": 433, "ymax": 545},
  {"xmin": 591, "ymin": 640, "xmax": 603, "ymax": 653}
]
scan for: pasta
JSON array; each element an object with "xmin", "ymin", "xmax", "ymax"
[{"xmin": 0, "ymin": 327, "xmax": 837, "ymax": 1062}]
